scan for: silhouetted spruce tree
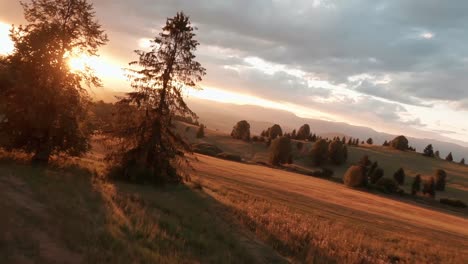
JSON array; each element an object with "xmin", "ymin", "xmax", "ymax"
[
  {"xmin": 434, "ymin": 150, "xmax": 440, "ymax": 159},
  {"xmin": 196, "ymin": 124, "xmax": 205, "ymax": 138},
  {"xmin": 460, "ymin": 158, "xmax": 465, "ymax": 165},
  {"xmin": 411, "ymin": 175, "xmax": 421, "ymax": 195},
  {"xmin": 110, "ymin": 12, "xmax": 206, "ymax": 183},
  {"xmin": 382, "ymin": 140, "xmax": 389, "ymax": 146},
  {"xmin": 311, "ymin": 139, "xmax": 328, "ymax": 166},
  {"xmin": 445, "ymin": 152, "xmax": 453, "ymax": 162},
  {"xmin": 422, "ymin": 144, "xmax": 434, "ymax": 157},
  {"xmin": 348, "ymin": 138, "xmax": 353, "ymax": 145},
  {"xmin": 291, "ymin": 129, "xmax": 297, "ymax": 139},
  {"xmin": 366, "ymin": 138, "xmax": 373, "ymax": 145},
  {"xmin": 341, "ymin": 136, "xmax": 346, "ymax": 144},
  {"xmin": 434, "ymin": 169, "xmax": 447, "ymax": 191},
  {"xmin": 328, "ymin": 140, "xmax": 346, "ymax": 165},
  {"xmin": 0, "ymin": 0, "xmax": 108, "ymax": 165}
]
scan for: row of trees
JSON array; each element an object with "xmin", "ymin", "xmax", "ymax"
[{"xmin": 0, "ymin": 0, "xmax": 205, "ymax": 183}]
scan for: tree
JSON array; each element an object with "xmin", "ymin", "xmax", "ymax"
[
  {"xmin": 110, "ymin": 12, "xmax": 206, "ymax": 183},
  {"xmin": 411, "ymin": 175, "xmax": 421, "ymax": 195},
  {"xmin": 296, "ymin": 124, "xmax": 311, "ymax": 140},
  {"xmin": 269, "ymin": 137, "xmax": 292, "ymax": 166},
  {"xmin": 422, "ymin": 144, "xmax": 434, "ymax": 157},
  {"xmin": 196, "ymin": 124, "xmax": 205, "ymax": 138},
  {"xmin": 445, "ymin": 152, "xmax": 453, "ymax": 162},
  {"xmin": 382, "ymin": 140, "xmax": 389, "ymax": 147},
  {"xmin": 435, "ymin": 169, "xmax": 447, "ymax": 191},
  {"xmin": 328, "ymin": 140, "xmax": 346, "ymax": 165},
  {"xmin": 267, "ymin": 124, "xmax": 283, "ymax": 140},
  {"xmin": 310, "ymin": 139, "xmax": 328, "ymax": 166},
  {"xmin": 460, "ymin": 158, "xmax": 465, "ymax": 165},
  {"xmin": 393, "ymin": 168, "xmax": 405, "ymax": 185},
  {"xmin": 422, "ymin": 177, "xmax": 436, "ymax": 198},
  {"xmin": 231, "ymin": 120, "xmax": 250, "ymax": 141},
  {"xmin": 291, "ymin": 129, "xmax": 297, "ymax": 139},
  {"xmin": 344, "ymin": 166, "xmax": 365, "ymax": 188},
  {"xmin": 435, "ymin": 150, "xmax": 440, "ymax": 158},
  {"xmin": 390, "ymin": 135, "xmax": 408, "ymax": 151},
  {"xmin": 0, "ymin": 0, "xmax": 108, "ymax": 164},
  {"xmin": 366, "ymin": 138, "xmax": 373, "ymax": 145}
]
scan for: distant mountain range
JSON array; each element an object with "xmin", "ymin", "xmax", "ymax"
[{"xmin": 187, "ymin": 98, "xmax": 468, "ymax": 161}]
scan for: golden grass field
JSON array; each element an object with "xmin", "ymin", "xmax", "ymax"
[{"xmin": 1, "ymin": 123, "xmax": 467, "ymax": 263}]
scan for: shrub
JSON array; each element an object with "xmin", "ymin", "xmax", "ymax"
[
  {"xmin": 445, "ymin": 152, "xmax": 453, "ymax": 162},
  {"xmin": 411, "ymin": 175, "xmax": 421, "ymax": 195},
  {"xmin": 196, "ymin": 124, "xmax": 205, "ymax": 138},
  {"xmin": 370, "ymin": 168, "xmax": 384, "ymax": 184},
  {"xmin": 310, "ymin": 139, "xmax": 328, "ymax": 166},
  {"xmin": 296, "ymin": 124, "xmax": 311, "ymax": 140},
  {"xmin": 393, "ymin": 168, "xmax": 405, "ymax": 185},
  {"xmin": 231, "ymin": 120, "xmax": 251, "ymax": 141},
  {"xmin": 440, "ymin": 198, "xmax": 467, "ymax": 208},
  {"xmin": 460, "ymin": 158, "xmax": 465, "ymax": 165},
  {"xmin": 382, "ymin": 140, "xmax": 389, "ymax": 146},
  {"xmin": 269, "ymin": 136, "xmax": 291, "ymax": 166},
  {"xmin": 267, "ymin": 124, "xmax": 283, "ymax": 140},
  {"xmin": 390, "ymin": 135, "xmax": 409, "ymax": 151},
  {"xmin": 376, "ymin": 178, "xmax": 399, "ymax": 193},
  {"xmin": 435, "ymin": 169, "xmax": 447, "ymax": 191},
  {"xmin": 366, "ymin": 138, "xmax": 373, "ymax": 145},
  {"xmin": 217, "ymin": 152, "xmax": 242, "ymax": 162},
  {"xmin": 435, "ymin": 150, "xmax": 440, "ymax": 158},
  {"xmin": 309, "ymin": 168, "xmax": 334, "ymax": 178},
  {"xmin": 422, "ymin": 144, "xmax": 434, "ymax": 157},
  {"xmin": 422, "ymin": 177, "xmax": 436, "ymax": 198},
  {"xmin": 328, "ymin": 140, "xmax": 346, "ymax": 165},
  {"xmin": 252, "ymin": 136, "xmax": 259, "ymax": 142},
  {"xmin": 344, "ymin": 165, "xmax": 365, "ymax": 188}
]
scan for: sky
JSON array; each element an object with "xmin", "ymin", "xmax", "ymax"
[{"xmin": 1, "ymin": 0, "xmax": 468, "ymax": 145}]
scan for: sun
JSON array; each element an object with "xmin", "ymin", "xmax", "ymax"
[{"xmin": 0, "ymin": 22, "xmax": 15, "ymax": 55}]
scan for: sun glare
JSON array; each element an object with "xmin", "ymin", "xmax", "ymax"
[
  {"xmin": 67, "ymin": 53, "xmax": 126, "ymax": 81},
  {"xmin": 0, "ymin": 22, "xmax": 14, "ymax": 55}
]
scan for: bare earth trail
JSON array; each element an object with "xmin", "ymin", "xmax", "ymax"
[{"xmin": 191, "ymin": 154, "xmax": 468, "ymax": 262}]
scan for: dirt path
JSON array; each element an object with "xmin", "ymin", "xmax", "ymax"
[{"xmin": 0, "ymin": 174, "xmax": 82, "ymax": 264}]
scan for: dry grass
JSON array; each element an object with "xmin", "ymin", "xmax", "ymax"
[{"xmin": 191, "ymin": 154, "xmax": 468, "ymax": 263}]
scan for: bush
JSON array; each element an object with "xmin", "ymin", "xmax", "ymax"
[
  {"xmin": 231, "ymin": 120, "xmax": 251, "ymax": 141},
  {"xmin": 310, "ymin": 139, "xmax": 328, "ymax": 166},
  {"xmin": 376, "ymin": 178, "xmax": 399, "ymax": 193},
  {"xmin": 252, "ymin": 136, "xmax": 259, "ymax": 142},
  {"xmin": 435, "ymin": 169, "xmax": 447, "ymax": 191},
  {"xmin": 343, "ymin": 165, "xmax": 365, "ymax": 187},
  {"xmin": 390, "ymin": 135, "xmax": 409, "ymax": 151},
  {"xmin": 328, "ymin": 140, "xmax": 346, "ymax": 165},
  {"xmin": 440, "ymin": 198, "xmax": 467, "ymax": 208},
  {"xmin": 422, "ymin": 177, "xmax": 436, "ymax": 198},
  {"xmin": 370, "ymin": 168, "xmax": 384, "ymax": 184},
  {"xmin": 393, "ymin": 168, "xmax": 405, "ymax": 185},
  {"xmin": 267, "ymin": 124, "xmax": 283, "ymax": 140},
  {"xmin": 366, "ymin": 138, "xmax": 373, "ymax": 145},
  {"xmin": 296, "ymin": 124, "xmax": 311, "ymax": 140},
  {"xmin": 217, "ymin": 152, "xmax": 242, "ymax": 162},
  {"xmin": 308, "ymin": 168, "xmax": 334, "ymax": 178},
  {"xmin": 269, "ymin": 136, "xmax": 291, "ymax": 166},
  {"xmin": 411, "ymin": 175, "xmax": 421, "ymax": 195},
  {"xmin": 196, "ymin": 124, "xmax": 205, "ymax": 138},
  {"xmin": 192, "ymin": 143, "xmax": 223, "ymax": 157}
]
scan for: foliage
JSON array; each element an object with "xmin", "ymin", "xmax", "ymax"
[
  {"xmin": 375, "ymin": 178, "xmax": 399, "ymax": 193},
  {"xmin": 422, "ymin": 177, "xmax": 436, "ymax": 198},
  {"xmin": 0, "ymin": 0, "xmax": 108, "ymax": 164},
  {"xmin": 366, "ymin": 138, "xmax": 373, "ymax": 145},
  {"xmin": 445, "ymin": 152, "xmax": 453, "ymax": 162},
  {"xmin": 435, "ymin": 169, "xmax": 447, "ymax": 191},
  {"xmin": 422, "ymin": 144, "xmax": 434, "ymax": 157},
  {"xmin": 460, "ymin": 158, "xmax": 465, "ymax": 165},
  {"xmin": 369, "ymin": 168, "xmax": 384, "ymax": 184},
  {"xmin": 390, "ymin": 135, "xmax": 409, "ymax": 151},
  {"xmin": 269, "ymin": 136, "xmax": 292, "ymax": 166},
  {"xmin": 440, "ymin": 198, "xmax": 467, "ymax": 208},
  {"xmin": 217, "ymin": 152, "xmax": 242, "ymax": 162},
  {"xmin": 296, "ymin": 141, "xmax": 304, "ymax": 151},
  {"xmin": 192, "ymin": 143, "xmax": 223, "ymax": 157},
  {"xmin": 231, "ymin": 120, "xmax": 251, "ymax": 141},
  {"xmin": 296, "ymin": 124, "xmax": 311, "ymax": 140},
  {"xmin": 393, "ymin": 168, "xmax": 405, "ymax": 185},
  {"xmin": 343, "ymin": 165, "xmax": 365, "ymax": 187},
  {"xmin": 328, "ymin": 140, "xmax": 347, "ymax": 165},
  {"xmin": 310, "ymin": 139, "xmax": 328, "ymax": 166},
  {"xmin": 109, "ymin": 12, "xmax": 206, "ymax": 184},
  {"xmin": 267, "ymin": 124, "xmax": 283, "ymax": 140},
  {"xmin": 411, "ymin": 175, "xmax": 421, "ymax": 195}
]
